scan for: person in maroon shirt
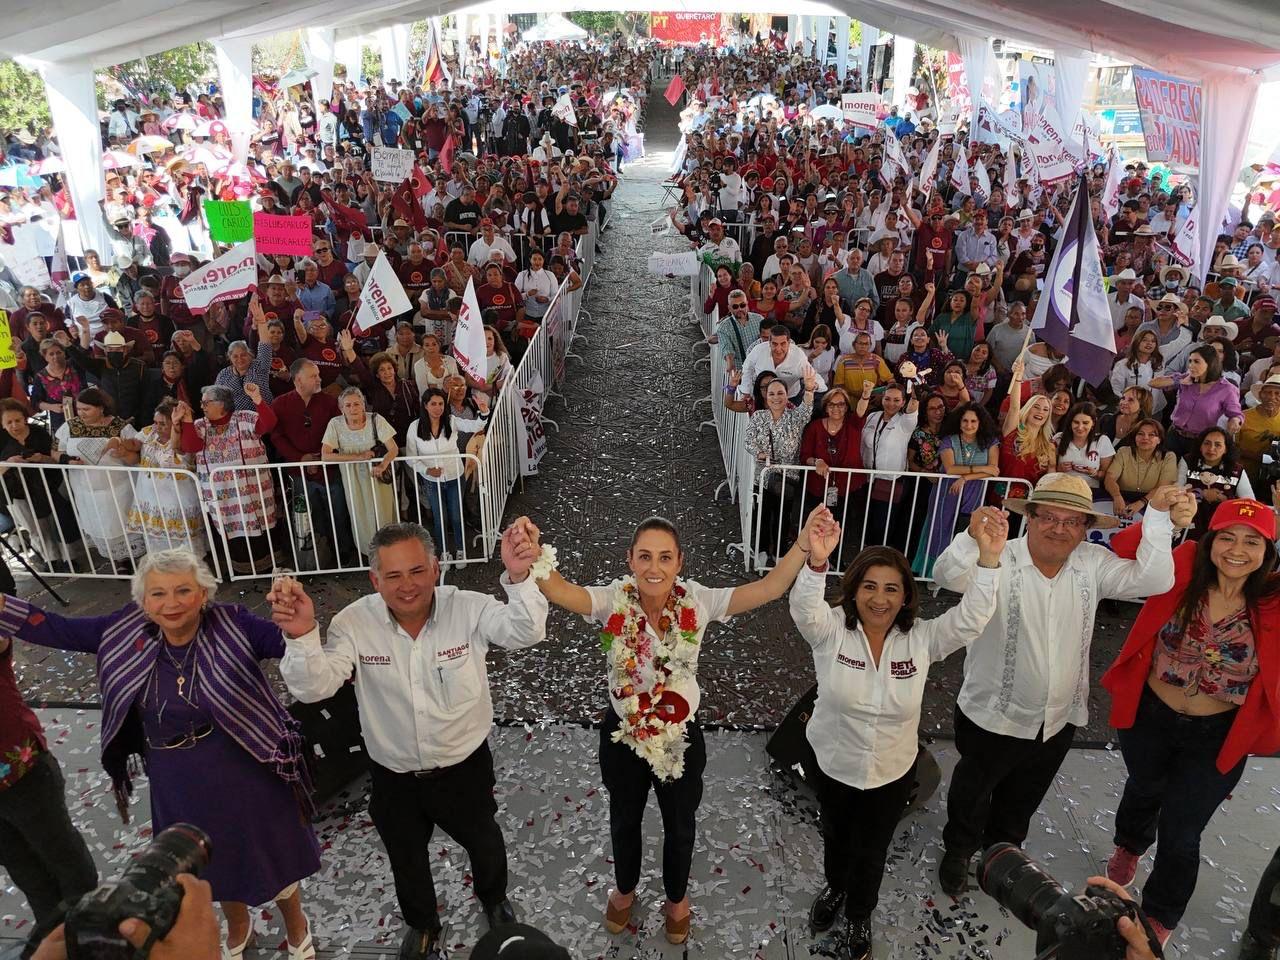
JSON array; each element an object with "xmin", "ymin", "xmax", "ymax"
[
  {"xmin": 128, "ymin": 290, "xmax": 174, "ymax": 362},
  {"xmin": 161, "ymin": 253, "xmax": 196, "ymax": 330},
  {"xmin": 249, "ymin": 277, "xmax": 305, "ymax": 348},
  {"xmin": 396, "ymin": 243, "xmax": 434, "ymax": 303},
  {"xmin": 310, "ymin": 238, "xmax": 348, "ymax": 290},
  {"xmin": 475, "ymin": 262, "xmax": 524, "ymax": 339},
  {"xmin": 9, "ymin": 286, "xmax": 67, "ymax": 342},
  {"xmin": 912, "ymin": 209, "xmax": 956, "ymax": 283},
  {"xmin": 291, "ymin": 316, "xmax": 346, "ymax": 390},
  {"xmin": 0, "ymin": 620, "xmax": 98, "ymax": 926},
  {"xmin": 269, "ymin": 358, "xmax": 355, "ymax": 564}
]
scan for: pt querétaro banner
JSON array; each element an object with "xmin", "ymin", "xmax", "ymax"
[
  {"xmin": 1131, "ymin": 68, "xmax": 1201, "ymax": 173},
  {"xmin": 650, "ymin": 12, "xmax": 720, "ymax": 44}
]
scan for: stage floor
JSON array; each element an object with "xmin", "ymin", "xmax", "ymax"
[{"xmin": 2, "ymin": 711, "xmax": 1273, "ymax": 959}]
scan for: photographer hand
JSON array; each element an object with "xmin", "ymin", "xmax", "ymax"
[
  {"xmin": 1085, "ymin": 876, "xmax": 1160, "ymax": 960},
  {"xmin": 118, "ymin": 875, "xmax": 220, "ymax": 960}
]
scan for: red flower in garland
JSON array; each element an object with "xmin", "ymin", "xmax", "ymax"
[
  {"xmin": 679, "ymin": 607, "xmax": 698, "ymax": 632},
  {"xmin": 605, "ymin": 613, "xmax": 625, "ymax": 635}
]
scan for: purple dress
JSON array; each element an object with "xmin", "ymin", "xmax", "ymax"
[{"xmin": 139, "ymin": 639, "xmax": 321, "ymax": 905}]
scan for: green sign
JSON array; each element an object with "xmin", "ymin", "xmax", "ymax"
[{"xmin": 204, "ymin": 200, "xmax": 254, "ymax": 243}]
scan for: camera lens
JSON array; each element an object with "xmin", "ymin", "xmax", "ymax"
[
  {"xmin": 132, "ymin": 823, "xmax": 213, "ymax": 882},
  {"xmin": 978, "ymin": 843, "xmax": 1065, "ymax": 933}
]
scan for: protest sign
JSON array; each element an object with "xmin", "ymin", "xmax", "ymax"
[
  {"xmin": 204, "ymin": 200, "xmax": 254, "ymax": 243},
  {"xmin": 514, "ymin": 370, "xmax": 547, "ymax": 476},
  {"xmin": 179, "ymin": 240, "xmax": 258, "ymax": 315},
  {"xmin": 252, "ymin": 213, "xmax": 314, "ymax": 256},
  {"xmin": 371, "ymin": 146, "xmax": 417, "ymax": 183},
  {"xmin": 1131, "ymin": 68, "xmax": 1202, "ymax": 172},
  {"xmin": 0, "ymin": 310, "xmax": 15, "ymax": 370}
]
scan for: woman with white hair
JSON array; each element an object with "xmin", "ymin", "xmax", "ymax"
[
  {"xmin": 0, "ymin": 549, "xmax": 320, "ymax": 959},
  {"xmin": 322, "ymin": 386, "xmax": 399, "ymax": 558}
]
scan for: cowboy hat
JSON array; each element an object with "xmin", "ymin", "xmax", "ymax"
[
  {"xmin": 1159, "ymin": 264, "xmax": 1188, "ymax": 285},
  {"xmin": 1113, "ymin": 268, "xmax": 1138, "ymax": 281},
  {"xmin": 1201, "ymin": 316, "xmax": 1240, "ymax": 340},
  {"xmin": 1004, "ymin": 472, "xmax": 1121, "ymax": 529},
  {"xmin": 1250, "ymin": 373, "xmax": 1280, "ymax": 401},
  {"xmin": 1219, "ymin": 254, "xmax": 1242, "ymax": 269}
]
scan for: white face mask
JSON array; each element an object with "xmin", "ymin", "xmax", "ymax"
[{"xmin": 173, "ymin": 264, "xmax": 191, "ymax": 278}]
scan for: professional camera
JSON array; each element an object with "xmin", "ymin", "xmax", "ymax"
[
  {"xmin": 979, "ymin": 843, "xmax": 1162, "ymax": 960},
  {"xmin": 19, "ymin": 823, "xmax": 212, "ymax": 960}
]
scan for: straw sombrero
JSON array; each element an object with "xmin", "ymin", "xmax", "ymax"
[{"xmin": 1003, "ymin": 472, "xmax": 1121, "ymax": 529}]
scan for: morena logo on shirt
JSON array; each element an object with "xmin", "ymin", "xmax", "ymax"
[
  {"xmin": 359, "ymin": 653, "xmax": 392, "ymax": 666},
  {"xmin": 271, "ymin": 357, "xmax": 286, "ymax": 372},
  {"xmin": 144, "ymin": 328, "xmax": 159, "ymax": 343},
  {"xmin": 409, "ymin": 271, "xmax": 424, "ymax": 284},
  {"xmin": 889, "ymin": 658, "xmax": 918, "ymax": 679},
  {"xmin": 491, "ymin": 294, "xmax": 508, "ymax": 307},
  {"xmin": 837, "ymin": 652, "xmax": 867, "ymax": 671},
  {"xmin": 321, "ymin": 348, "xmax": 337, "ymax": 362}
]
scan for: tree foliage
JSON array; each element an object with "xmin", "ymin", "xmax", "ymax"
[
  {"xmin": 566, "ymin": 12, "xmax": 622, "ymax": 35},
  {"xmin": 0, "ymin": 60, "xmax": 50, "ymax": 133},
  {"xmin": 104, "ymin": 43, "xmax": 214, "ymax": 101}
]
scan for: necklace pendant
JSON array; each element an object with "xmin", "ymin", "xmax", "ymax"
[{"xmin": 175, "ymin": 675, "xmax": 186, "ymax": 696}]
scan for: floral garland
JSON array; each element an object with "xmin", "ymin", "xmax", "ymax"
[{"xmin": 599, "ymin": 576, "xmax": 699, "ymax": 782}]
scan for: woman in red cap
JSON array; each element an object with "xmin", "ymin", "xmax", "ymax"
[{"xmin": 1101, "ymin": 498, "xmax": 1280, "ymax": 948}]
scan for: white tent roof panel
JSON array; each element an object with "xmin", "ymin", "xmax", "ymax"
[{"xmin": 4, "ymin": 0, "xmax": 1280, "ymax": 80}]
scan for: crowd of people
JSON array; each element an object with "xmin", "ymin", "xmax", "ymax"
[
  {"xmin": 661, "ymin": 42, "xmax": 1280, "ymax": 572},
  {"xmin": 0, "ymin": 38, "xmax": 647, "ymax": 576},
  {"xmin": 1, "ymin": 26, "xmax": 1279, "ymax": 960}
]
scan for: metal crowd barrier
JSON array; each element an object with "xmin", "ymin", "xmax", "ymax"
[
  {"xmin": 737, "ymin": 461, "xmax": 1032, "ymax": 580},
  {"xmin": 206, "ymin": 453, "xmax": 485, "ymax": 580},
  {"xmin": 695, "ymin": 330, "xmax": 750, "ymax": 504}
]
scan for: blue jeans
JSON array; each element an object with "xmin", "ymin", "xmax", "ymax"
[
  {"xmin": 1115, "ymin": 684, "xmax": 1245, "ymax": 928},
  {"xmin": 417, "ymin": 475, "xmax": 464, "ymax": 557}
]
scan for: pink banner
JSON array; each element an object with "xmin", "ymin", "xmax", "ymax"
[{"xmin": 252, "ymin": 212, "xmax": 315, "ymax": 256}]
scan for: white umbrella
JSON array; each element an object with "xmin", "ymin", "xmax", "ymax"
[
  {"xmin": 279, "ymin": 67, "xmax": 318, "ymax": 89},
  {"xmin": 162, "ymin": 112, "xmax": 199, "ymax": 132},
  {"xmin": 102, "ymin": 149, "xmax": 141, "ymax": 170},
  {"xmin": 33, "ymin": 156, "xmax": 65, "ymax": 175},
  {"xmin": 809, "ymin": 104, "xmax": 843, "ymax": 121}
]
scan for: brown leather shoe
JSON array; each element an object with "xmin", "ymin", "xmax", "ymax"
[
  {"xmin": 664, "ymin": 908, "xmax": 691, "ymax": 944},
  {"xmin": 604, "ymin": 894, "xmax": 632, "ymax": 934}
]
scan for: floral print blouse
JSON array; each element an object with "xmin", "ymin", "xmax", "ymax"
[{"xmin": 1154, "ymin": 605, "xmax": 1258, "ymax": 706}]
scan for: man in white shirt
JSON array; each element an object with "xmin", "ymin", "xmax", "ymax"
[
  {"xmin": 932, "ymin": 475, "xmax": 1191, "ymax": 895},
  {"xmin": 859, "ymin": 382, "xmax": 920, "ymax": 551},
  {"xmin": 698, "ymin": 219, "xmax": 742, "ymax": 264},
  {"xmin": 273, "ymin": 521, "xmax": 546, "ymax": 960},
  {"xmin": 1108, "ymin": 269, "xmax": 1145, "ymax": 331},
  {"xmin": 736, "ymin": 326, "xmax": 828, "ymax": 401},
  {"xmin": 467, "ymin": 219, "xmax": 517, "ymax": 269}
]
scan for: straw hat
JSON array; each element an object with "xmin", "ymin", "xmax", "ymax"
[
  {"xmin": 1249, "ymin": 373, "xmax": 1280, "ymax": 401},
  {"xmin": 1201, "ymin": 316, "xmax": 1240, "ymax": 340},
  {"xmin": 1003, "ymin": 472, "xmax": 1121, "ymax": 529}
]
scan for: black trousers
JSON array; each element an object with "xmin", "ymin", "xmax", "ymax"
[
  {"xmin": 1247, "ymin": 846, "xmax": 1280, "ymax": 946},
  {"xmin": 368, "ymin": 741, "xmax": 508, "ymax": 934},
  {"xmin": 943, "ymin": 706, "xmax": 1077, "ymax": 857},
  {"xmin": 599, "ymin": 710, "xmax": 707, "ymax": 903},
  {"xmin": 1114, "ymin": 685, "xmax": 1245, "ymax": 929},
  {"xmin": 0, "ymin": 752, "xmax": 98, "ymax": 925},
  {"xmin": 811, "ymin": 756, "xmax": 916, "ymax": 921}
]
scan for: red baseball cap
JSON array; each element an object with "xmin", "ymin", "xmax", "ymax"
[{"xmin": 1209, "ymin": 499, "xmax": 1277, "ymax": 541}]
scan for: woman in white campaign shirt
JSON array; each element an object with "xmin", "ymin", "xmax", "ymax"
[
  {"xmin": 1052, "ymin": 401, "xmax": 1115, "ymax": 492},
  {"xmin": 514, "ymin": 249, "xmax": 558, "ymax": 321},
  {"xmin": 524, "ymin": 508, "xmax": 829, "ymax": 946},
  {"xmin": 789, "ymin": 515, "xmax": 1006, "ymax": 959}
]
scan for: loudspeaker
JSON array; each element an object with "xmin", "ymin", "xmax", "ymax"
[
  {"xmin": 289, "ymin": 681, "xmax": 369, "ymax": 804},
  {"xmin": 766, "ymin": 683, "xmax": 942, "ymax": 813}
]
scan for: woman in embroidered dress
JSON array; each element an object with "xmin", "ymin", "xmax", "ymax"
[
  {"xmin": 127, "ymin": 398, "xmax": 208, "ymax": 557},
  {"xmin": 520, "ymin": 506, "xmax": 836, "ymax": 945},
  {"xmin": 52, "ymin": 387, "xmax": 144, "ymax": 563},
  {"xmin": 173, "ymin": 383, "xmax": 281, "ymax": 576},
  {"xmin": 0, "ymin": 550, "xmax": 320, "ymax": 959},
  {"xmin": 1099, "ymin": 499, "xmax": 1280, "ymax": 949}
]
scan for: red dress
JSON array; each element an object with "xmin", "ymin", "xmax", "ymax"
[{"xmin": 997, "ymin": 429, "xmax": 1048, "ymax": 501}]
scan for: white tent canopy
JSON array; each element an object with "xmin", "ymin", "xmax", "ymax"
[{"xmin": 520, "ymin": 13, "xmax": 588, "ymax": 43}]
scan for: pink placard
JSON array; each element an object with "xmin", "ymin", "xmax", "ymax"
[{"xmin": 253, "ymin": 212, "xmax": 314, "ymax": 255}]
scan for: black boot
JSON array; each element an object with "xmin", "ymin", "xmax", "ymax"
[
  {"xmin": 939, "ymin": 850, "xmax": 969, "ymax": 895},
  {"xmin": 398, "ymin": 926, "xmax": 445, "ymax": 960},
  {"xmin": 841, "ymin": 917, "xmax": 872, "ymax": 960},
  {"xmin": 483, "ymin": 898, "xmax": 518, "ymax": 929},
  {"xmin": 808, "ymin": 885, "xmax": 845, "ymax": 933}
]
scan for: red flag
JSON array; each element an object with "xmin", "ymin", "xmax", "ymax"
[
  {"xmin": 320, "ymin": 188, "xmax": 369, "ymax": 239},
  {"xmin": 664, "ymin": 74, "xmax": 686, "ymax": 107},
  {"xmin": 392, "ymin": 178, "xmax": 427, "ymax": 231},
  {"xmin": 439, "ymin": 133, "xmax": 456, "ymax": 175},
  {"xmin": 410, "ymin": 166, "xmax": 432, "ymax": 198}
]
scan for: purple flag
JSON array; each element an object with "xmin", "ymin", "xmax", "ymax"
[{"xmin": 1030, "ymin": 173, "xmax": 1116, "ymax": 386}]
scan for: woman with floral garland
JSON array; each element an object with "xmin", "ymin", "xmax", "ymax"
[{"xmin": 519, "ymin": 506, "xmax": 833, "ymax": 946}]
